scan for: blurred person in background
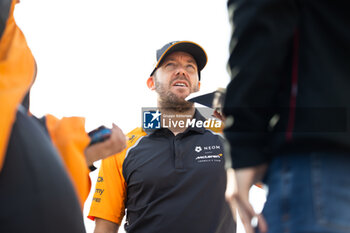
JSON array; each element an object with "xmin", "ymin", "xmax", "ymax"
[{"xmin": 223, "ymin": 0, "xmax": 350, "ymax": 233}]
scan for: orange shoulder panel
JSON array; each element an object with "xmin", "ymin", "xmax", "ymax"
[
  {"xmin": 45, "ymin": 114, "xmax": 91, "ymax": 208},
  {"xmin": 88, "ymin": 127, "xmax": 146, "ymax": 225},
  {"xmin": 205, "ymin": 119, "xmax": 224, "ymax": 133},
  {"xmin": 0, "ymin": 0, "xmax": 35, "ymax": 172}
]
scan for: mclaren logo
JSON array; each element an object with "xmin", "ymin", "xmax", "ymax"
[
  {"xmin": 194, "ymin": 145, "xmax": 223, "ymax": 163},
  {"xmin": 195, "ymin": 146, "xmax": 202, "ymax": 153}
]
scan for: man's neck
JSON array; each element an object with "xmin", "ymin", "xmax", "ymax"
[{"xmin": 158, "ymin": 106, "xmax": 196, "ymax": 136}]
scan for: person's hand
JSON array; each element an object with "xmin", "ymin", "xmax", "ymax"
[
  {"xmin": 233, "ymin": 164, "xmax": 268, "ymax": 233},
  {"xmin": 85, "ymin": 123, "xmax": 127, "ymax": 166},
  {"xmin": 225, "ymin": 168, "xmax": 237, "ymax": 221},
  {"xmin": 212, "ymin": 110, "xmax": 225, "ymax": 121}
]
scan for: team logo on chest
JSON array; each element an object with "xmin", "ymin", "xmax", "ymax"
[
  {"xmin": 193, "ymin": 145, "xmax": 223, "ymax": 163},
  {"xmin": 195, "ymin": 146, "xmax": 202, "ymax": 153}
]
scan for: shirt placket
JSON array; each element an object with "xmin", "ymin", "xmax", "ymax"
[{"xmin": 173, "ymin": 134, "xmax": 184, "ymax": 169}]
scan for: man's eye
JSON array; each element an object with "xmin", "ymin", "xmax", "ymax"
[
  {"xmin": 187, "ymin": 65, "xmax": 195, "ymax": 70},
  {"xmin": 166, "ymin": 63, "xmax": 175, "ymax": 67}
]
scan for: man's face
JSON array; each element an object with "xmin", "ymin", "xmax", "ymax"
[{"xmin": 153, "ymin": 51, "xmax": 200, "ymax": 110}]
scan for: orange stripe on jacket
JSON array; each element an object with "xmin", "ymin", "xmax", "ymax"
[
  {"xmin": 0, "ymin": 0, "xmax": 35, "ymax": 172},
  {"xmin": 45, "ymin": 114, "xmax": 91, "ymax": 208},
  {"xmin": 0, "ymin": 1, "xmax": 92, "ymax": 208}
]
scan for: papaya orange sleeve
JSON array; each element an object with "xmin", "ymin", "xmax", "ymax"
[
  {"xmin": 88, "ymin": 127, "xmax": 146, "ymax": 225},
  {"xmin": 0, "ymin": 0, "xmax": 35, "ymax": 172},
  {"xmin": 45, "ymin": 114, "xmax": 91, "ymax": 208},
  {"xmin": 88, "ymin": 152, "xmax": 127, "ymax": 225}
]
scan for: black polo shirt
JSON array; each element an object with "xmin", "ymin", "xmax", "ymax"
[{"xmin": 89, "ymin": 110, "xmax": 236, "ymax": 233}]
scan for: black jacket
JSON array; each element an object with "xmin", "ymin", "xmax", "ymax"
[{"xmin": 223, "ymin": 0, "xmax": 350, "ymax": 168}]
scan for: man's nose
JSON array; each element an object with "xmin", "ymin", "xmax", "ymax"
[{"xmin": 175, "ymin": 65, "xmax": 187, "ymax": 76}]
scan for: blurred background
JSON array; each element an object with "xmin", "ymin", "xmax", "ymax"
[{"xmin": 14, "ymin": 0, "xmax": 265, "ymax": 232}]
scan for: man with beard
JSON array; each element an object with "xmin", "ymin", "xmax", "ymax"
[{"xmin": 88, "ymin": 41, "xmax": 236, "ymax": 233}]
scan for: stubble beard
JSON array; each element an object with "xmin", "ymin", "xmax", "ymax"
[{"xmin": 155, "ymin": 78, "xmax": 198, "ymax": 113}]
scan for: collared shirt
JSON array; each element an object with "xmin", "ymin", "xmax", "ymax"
[{"xmin": 88, "ymin": 110, "xmax": 235, "ymax": 233}]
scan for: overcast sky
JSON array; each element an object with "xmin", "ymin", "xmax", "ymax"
[
  {"xmin": 14, "ymin": 0, "xmax": 232, "ymax": 133},
  {"xmin": 14, "ymin": 1, "xmax": 265, "ymax": 232}
]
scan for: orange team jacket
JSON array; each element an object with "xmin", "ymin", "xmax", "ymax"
[{"xmin": 0, "ymin": 0, "xmax": 91, "ymax": 207}]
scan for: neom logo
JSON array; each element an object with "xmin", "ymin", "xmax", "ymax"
[{"xmin": 195, "ymin": 145, "xmax": 221, "ymax": 152}]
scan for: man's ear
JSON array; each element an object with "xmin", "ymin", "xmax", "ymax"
[
  {"xmin": 198, "ymin": 81, "xmax": 201, "ymax": 91},
  {"xmin": 147, "ymin": 76, "xmax": 155, "ymax": 90}
]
